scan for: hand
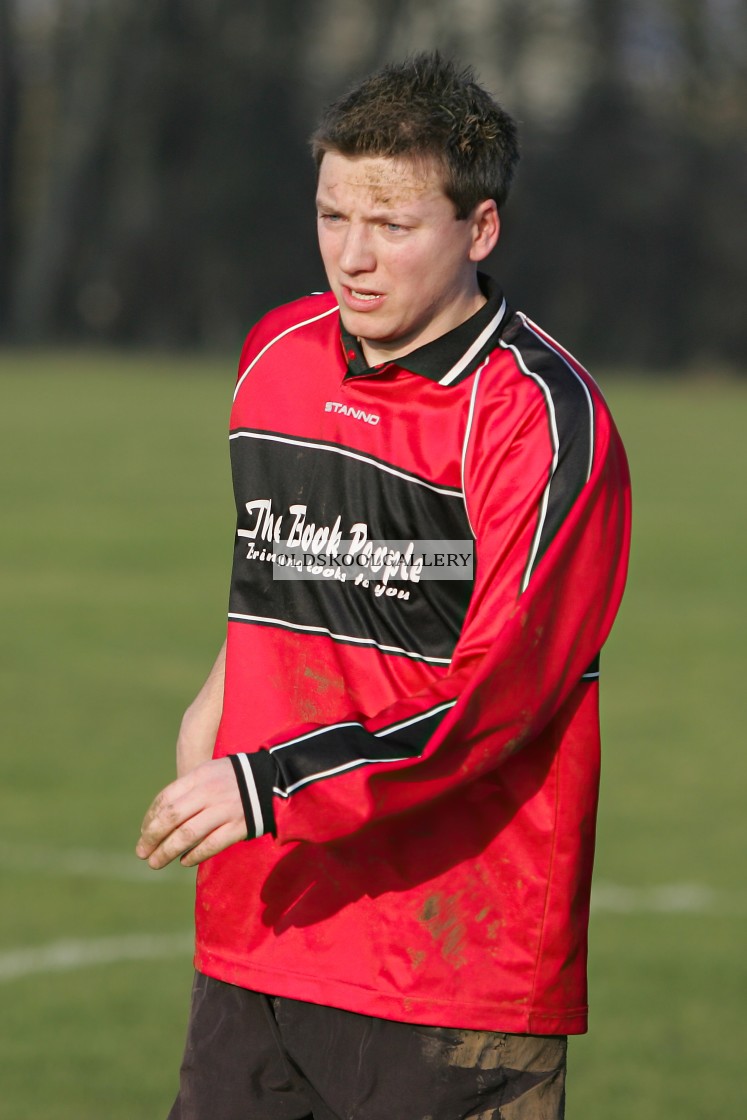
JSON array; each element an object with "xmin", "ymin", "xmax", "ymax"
[{"xmin": 136, "ymin": 758, "xmax": 247, "ymax": 870}]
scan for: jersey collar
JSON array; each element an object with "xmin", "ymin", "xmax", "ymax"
[{"xmin": 340, "ymin": 273, "xmax": 508, "ymax": 386}]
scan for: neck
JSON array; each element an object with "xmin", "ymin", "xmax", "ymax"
[{"xmin": 359, "ymin": 283, "xmax": 487, "ymax": 367}]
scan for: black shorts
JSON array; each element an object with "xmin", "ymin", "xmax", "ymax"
[{"xmin": 167, "ymin": 972, "xmax": 566, "ymax": 1120}]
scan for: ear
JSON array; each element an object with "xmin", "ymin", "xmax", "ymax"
[{"xmin": 468, "ymin": 199, "xmax": 500, "ymax": 262}]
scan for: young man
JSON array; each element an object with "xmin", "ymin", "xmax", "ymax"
[{"xmin": 137, "ymin": 53, "xmax": 631, "ymax": 1119}]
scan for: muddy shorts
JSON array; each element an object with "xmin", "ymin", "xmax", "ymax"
[{"xmin": 168, "ymin": 972, "xmax": 567, "ymax": 1120}]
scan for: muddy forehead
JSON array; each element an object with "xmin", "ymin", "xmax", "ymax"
[{"xmin": 324, "ymin": 155, "xmax": 444, "ymax": 206}]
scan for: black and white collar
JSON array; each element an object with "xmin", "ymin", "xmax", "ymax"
[{"xmin": 341, "ymin": 273, "xmax": 508, "ymax": 386}]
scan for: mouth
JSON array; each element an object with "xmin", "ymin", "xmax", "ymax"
[{"xmin": 341, "ymin": 285, "xmax": 385, "ymax": 311}]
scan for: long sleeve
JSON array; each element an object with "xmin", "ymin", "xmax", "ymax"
[{"xmin": 231, "ymin": 346, "xmax": 631, "ymax": 846}]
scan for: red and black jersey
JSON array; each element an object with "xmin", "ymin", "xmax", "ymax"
[{"xmin": 194, "ymin": 276, "xmax": 631, "ymax": 1035}]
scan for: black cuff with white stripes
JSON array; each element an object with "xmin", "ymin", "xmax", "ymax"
[{"xmin": 228, "ymin": 751, "xmax": 279, "ymax": 839}]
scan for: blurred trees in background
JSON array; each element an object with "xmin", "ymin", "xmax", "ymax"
[{"xmin": 1, "ymin": 0, "xmax": 745, "ymax": 367}]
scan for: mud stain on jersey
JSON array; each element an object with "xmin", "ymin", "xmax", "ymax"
[
  {"xmin": 407, "ymin": 947, "xmax": 426, "ymax": 970},
  {"xmin": 303, "ymin": 663, "xmax": 343, "ymax": 694},
  {"xmin": 285, "ymin": 660, "xmax": 346, "ymax": 722},
  {"xmin": 419, "ymin": 893, "xmax": 467, "ymax": 968}
]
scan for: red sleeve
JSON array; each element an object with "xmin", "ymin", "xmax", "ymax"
[{"xmin": 232, "ymin": 363, "xmax": 631, "ymax": 845}]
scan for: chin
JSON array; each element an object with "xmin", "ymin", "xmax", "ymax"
[{"xmin": 340, "ymin": 313, "xmax": 389, "ymax": 340}]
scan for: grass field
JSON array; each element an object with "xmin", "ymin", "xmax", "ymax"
[{"xmin": 0, "ymin": 350, "xmax": 744, "ymax": 1118}]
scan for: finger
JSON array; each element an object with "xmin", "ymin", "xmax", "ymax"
[
  {"xmin": 178, "ymin": 820, "xmax": 248, "ymax": 868},
  {"xmin": 145, "ymin": 784, "xmax": 247, "ymax": 870},
  {"xmin": 144, "ymin": 807, "xmax": 221, "ymax": 870},
  {"xmin": 136, "ymin": 758, "xmax": 243, "ymax": 866},
  {"xmin": 136, "ymin": 777, "xmax": 205, "ymax": 857},
  {"xmin": 136, "ymin": 786, "xmax": 185, "ymax": 856}
]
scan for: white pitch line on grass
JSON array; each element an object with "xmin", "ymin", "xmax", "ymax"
[
  {"xmin": 0, "ymin": 932, "xmax": 194, "ymax": 983},
  {"xmin": 591, "ymin": 881, "xmax": 734, "ymax": 913},
  {"xmin": 1, "ymin": 842, "xmax": 194, "ymax": 884}
]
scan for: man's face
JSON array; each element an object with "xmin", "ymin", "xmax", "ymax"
[{"xmin": 316, "ymin": 152, "xmax": 496, "ymax": 365}]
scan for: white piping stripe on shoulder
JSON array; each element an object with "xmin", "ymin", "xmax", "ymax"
[
  {"xmin": 235, "ymin": 753, "xmax": 265, "ymax": 838},
  {"xmin": 439, "ymin": 299, "xmax": 507, "ymax": 386},
  {"xmin": 228, "ymin": 613, "xmax": 452, "ymax": 664},
  {"xmin": 519, "ymin": 314, "xmax": 598, "ymax": 394},
  {"xmin": 518, "ymin": 314, "xmax": 595, "ymax": 482},
  {"xmin": 499, "ymin": 340, "xmax": 560, "ymax": 593},
  {"xmin": 373, "ymin": 698, "xmax": 457, "ymax": 738},
  {"xmin": 233, "ymin": 305, "xmax": 339, "ymax": 401},
  {"xmin": 229, "ymin": 431, "xmax": 462, "ymax": 499},
  {"xmin": 460, "ymin": 358, "xmax": 488, "ymax": 539}
]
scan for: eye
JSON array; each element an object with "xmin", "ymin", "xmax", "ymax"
[{"xmin": 319, "ymin": 211, "xmax": 343, "ymax": 224}]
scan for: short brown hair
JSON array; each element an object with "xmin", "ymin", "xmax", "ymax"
[{"xmin": 311, "ymin": 52, "xmax": 519, "ymax": 219}]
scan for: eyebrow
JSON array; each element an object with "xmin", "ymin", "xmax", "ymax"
[{"xmin": 315, "ymin": 194, "xmax": 422, "ymax": 221}]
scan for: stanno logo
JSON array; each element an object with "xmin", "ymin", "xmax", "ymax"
[{"xmin": 325, "ymin": 401, "xmax": 380, "ymax": 425}]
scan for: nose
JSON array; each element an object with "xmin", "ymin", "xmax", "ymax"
[{"xmin": 338, "ymin": 222, "xmax": 375, "ymax": 275}]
